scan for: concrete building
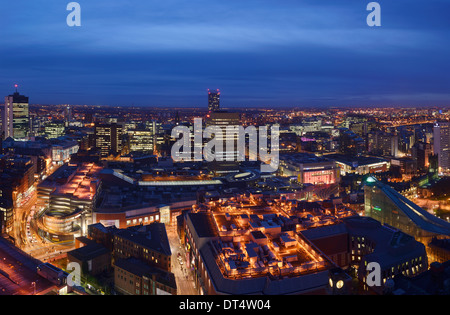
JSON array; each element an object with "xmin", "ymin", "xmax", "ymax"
[
  {"xmin": 112, "ymin": 223, "xmax": 172, "ymax": 272},
  {"xmin": 114, "ymin": 257, "xmax": 177, "ymax": 295},
  {"xmin": 67, "ymin": 238, "xmax": 111, "ymax": 276},
  {"xmin": 205, "ymin": 111, "xmax": 241, "ymax": 173},
  {"xmin": 326, "ymin": 154, "xmax": 389, "ymax": 176},
  {"xmin": 433, "ymin": 121, "xmax": 450, "ymax": 173},
  {"xmin": 94, "ymin": 123, "xmax": 123, "ymax": 157},
  {"xmin": 37, "ymin": 163, "xmax": 102, "ymax": 243},
  {"xmin": 181, "ymin": 196, "xmax": 352, "ymax": 295},
  {"xmin": 279, "ymin": 153, "xmax": 340, "ymax": 185}
]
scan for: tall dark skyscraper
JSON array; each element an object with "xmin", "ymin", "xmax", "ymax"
[
  {"xmin": 2, "ymin": 85, "xmax": 30, "ymax": 140},
  {"xmin": 95, "ymin": 123, "xmax": 123, "ymax": 157},
  {"xmin": 207, "ymin": 89, "xmax": 220, "ymax": 112}
]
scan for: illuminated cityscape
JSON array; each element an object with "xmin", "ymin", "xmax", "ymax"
[
  {"xmin": 1, "ymin": 96, "xmax": 450, "ymax": 297},
  {"xmin": 1, "ymin": 0, "xmax": 450, "ymax": 304}
]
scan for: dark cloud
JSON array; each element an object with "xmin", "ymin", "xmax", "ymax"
[{"xmin": 0, "ymin": 0, "xmax": 449, "ymax": 107}]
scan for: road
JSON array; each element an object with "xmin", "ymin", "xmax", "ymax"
[
  {"xmin": 12, "ymin": 191, "xmax": 37, "ymax": 248},
  {"xmin": 166, "ymin": 225, "xmax": 198, "ymax": 295},
  {"xmin": 10, "ymin": 169, "xmax": 198, "ymax": 295},
  {"xmin": 0, "ymin": 238, "xmax": 54, "ymax": 295}
]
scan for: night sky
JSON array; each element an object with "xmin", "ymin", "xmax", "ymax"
[{"xmin": 1, "ymin": 0, "xmax": 450, "ymax": 108}]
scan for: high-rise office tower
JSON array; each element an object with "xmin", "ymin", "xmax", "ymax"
[
  {"xmin": 433, "ymin": 121, "xmax": 450, "ymax": 173},
  {"xmin": 367, "ymin": 131, "xmax": 398, "ymax": 157},
  {"xmin": 2, "ymin": 86, "xmax": 30, "ymax": 140},
  {"xmin": 206, "ymin": 111, "xmax": 241, "ymax": 173},
  {"xmin": 0, "ymin": 107, "xmax": 4, "ymax": 140},
  {"xmin": 64, "ymin": 105, "xmax": 72, "ymax": 122},
  {"xmin": 1, "ymin": 94, "xmax": 13, "ymax": 139},
  {"xmin": 95, "ymin": 123, "xmax": 123, "ymax": 157},
  {"xmin": 207, "ymin": 89, "xmax": 220, "ymax": 112}
]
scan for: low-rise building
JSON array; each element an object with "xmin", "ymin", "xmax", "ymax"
[
  {"xmin": 326, "ymin": 154, "xmax": 389, "ymax": 176},
  {"xmin": 67, "ymin": 238, "xmax": 111, "ymax": 276},
  {"xmin": 279, "ymin": 152, "xmax": 340, "ymax": 185},
  {"xmin": 113, "ymin": 223, "xmax": 172, "ymax": 272},
  {"xmin": 114, "ymin": 257, "xmax": 177, "ymax": 295}
]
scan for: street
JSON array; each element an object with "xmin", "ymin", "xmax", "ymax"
[{"xmin": 166, "ymin": 224, "xmax": 198, "ymax": 295}]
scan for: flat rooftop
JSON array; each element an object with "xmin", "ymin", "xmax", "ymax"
[
  {"xmin": 280, "ymin": 152, "xmax": 331, "ymax": 164},
  {"xmin": 187, "ymin": 195, "xmax": 340, "ymax": 286},
  {"xmin": 325, "ymin": 153, "xmax": 388, "ymax": 166},
  {"xmin": 39, "ymin": 163, "xmax": 102, "ymax": 201}
]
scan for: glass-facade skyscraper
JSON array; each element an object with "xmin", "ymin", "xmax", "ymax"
[
  {"xmin": 3, "ymin": 88, "xmax": 30, "ymax": 140},
  {"xmin": 364, "ymin": 176, "xmax": 450, "ymax": 244}
]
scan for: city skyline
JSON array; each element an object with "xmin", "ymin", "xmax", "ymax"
[
  {"xmin": 1, "ymin": 1, "xmax": 450, "ymax": 107},
  {"xmin": 1, "ymin": 0, "xmax": 450, "ymax": 299}
]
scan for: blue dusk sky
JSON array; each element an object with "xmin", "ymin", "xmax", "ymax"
[{"xmin": 0, "ymin": 0, "xmax": 449, "ymax": 108}]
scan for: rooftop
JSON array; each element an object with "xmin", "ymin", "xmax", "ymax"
[
  {"xmin": 67, "ymin": 242, "xmax": 110, "ymax": 262},
  {"xmin": 39, "ymin": 163, "xmax": 102, "ymax": 201},
  {"xmin": 114, "ymin": 223, "xmax": 171, "ymax": 256}
]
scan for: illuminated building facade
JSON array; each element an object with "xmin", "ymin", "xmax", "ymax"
[
  {"xmin": 51, "ymin": 140, "xmax": 79, "ymax": 164},
  {"xmin": 44, "ymin": 121, "xmax": 65, "ymax": 139},
  {"xmin": 0, "ymin": 155, "xmax": 35, "ymax": 204},
  {"xmin": 279, "ymin": 153, "xmax": 339, "ymax": 185},
  {"xmin": 338, "ymin": 128, "xmax": 365, "ymax": 156},
  {"xmin": 207, "ymin": 89, "xmax": 220, "ymax": 112},
  {"xmin": 114, "ymin": 257, "xmax": 177, "ymax": 295},
  {"xmin": 206, "ymin": 111, "xmax": 241, "ymax": 173},
  {"xmin": 180, "ymin": 193, "xmax": 358, "ymax": 295},
  {"xmin": 0, "ymin": 198, "xmax": 13, "ymax": 234},
  {"xmin": 4, "ymin": 90, "xmax": 30, "ymax": 140},
  {"xmin": 0, "ymin": 99, "xmax": 12, "ymax": 139},
  {"xmin": 344, "ymin": 216, "xmax": 428, "ymax": 294},
  {"xmin": 95, "ymin": 123, "xmax": 123, "ymax": 157},
  {"xmin": 37, "ymin": 163, "xmax": 102, "ymax": 243},
  {"xmin": 128, "ymin": 129, "xmax": 154, "ymax": 153},
  {"xmin": 112, "ymin": 223, "xmax": 172, "ymax": 272},
  {"xmin": 367, "ymin": 131, "xmax": 398, "ymax": 157},
  {"xmin": 427, "ymin": 238, "xmax": 450, "ymax": 264},
  {"xmin": 302, "ymin": 216, "xmax": 428, "ymax": 294},
  {"xmin": 433, "ymin": 121, "xmax": 450, "ymax": 173},
  {"xmin": 412, "ymin": 141, "xmax": 433, "ymax": 171},
  {"xmin": 327, "ymin": 154, "xmax": 389, "ymax": 176},
  {"xmin": 364, "ymin": 176, "xmax": 450, "ymax": 244}
]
